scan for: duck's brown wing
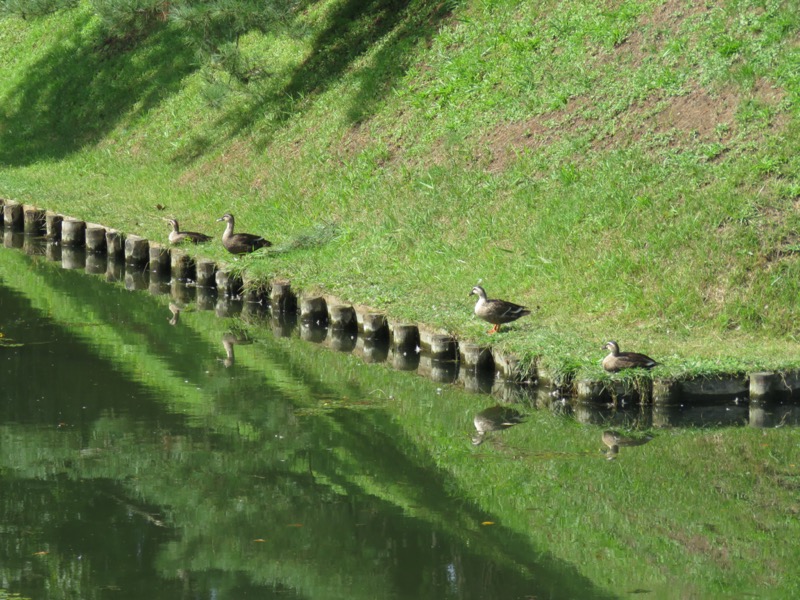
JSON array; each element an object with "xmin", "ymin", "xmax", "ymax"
[
  {"xmin": 186, "ymin": 231, "xmax": 212, "ymax": 243},
  {"xmin": 485, "ymin": 300, "xmax": 531, "ymax": 324},
  {"xmin": 617, "ymin": 352, "xmax": 659, "ymax": 369}
]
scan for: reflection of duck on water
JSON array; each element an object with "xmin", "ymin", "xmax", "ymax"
[
  {"xmin": 168, "ymin": 303, "xmax": 181, "ymax": 326},
  {"xmin": 602, "ymin": 429, "xmax": 654, "ymax": 459},
  {"xmin": 472, "ymin": 405, "xmax": 525, "ymax": 446},
  {"xmin": 221, "ymin": 331, "xmax": 253, "ymax": 368}
]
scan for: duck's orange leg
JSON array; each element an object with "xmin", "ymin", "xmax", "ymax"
[{"xmin": 487, "ymin": 324, "xmax": 500, "ymax": 334}]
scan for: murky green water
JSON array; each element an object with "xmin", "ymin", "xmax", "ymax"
[{"xmin": 1, "ymin": 236, "xmax": 799, "ymax": 600}]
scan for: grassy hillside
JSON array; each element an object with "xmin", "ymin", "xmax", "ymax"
[{"xmin": 1, "ymin": 0, "xmax": 799, "ymax": 380}]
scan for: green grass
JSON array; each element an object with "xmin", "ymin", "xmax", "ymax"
[{"xmin": 1, "ymin": 0, "xmax": 800, "ymax": 380}]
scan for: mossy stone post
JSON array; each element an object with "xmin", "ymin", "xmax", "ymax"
[
  {"xmin": 106, "ymin": 230, "xmax": 124, "ymax": 259},
  {"xmin": 85, "ymin": 226, "xmax": 107, "ymax": 253},
  {"xmin": 4, "ymin": 203, "xmax": 23, "ymax": 231},
  {"xmin": 575, "ymin": 379, "xmax": 605, "ymax": 402},
  {"xmin": 170, "ymin": 249, "xmax": 195, "ymax": 282},
  {"xmin": 329, "ymin": 305, "xmax": 356, "ymax": 330},
  {"xmin": 391, "ymin": 324, "xmax": 420, "ymax": 351},
  {"xmin": 424, "ymin": 333, "xmax": 457, "ymax": 361},
  {"xmin": 215, "ymin": 269, "xmax": 244, "ymax": 297},
  {"xmin": 23, "ymin": 208, "xmax": 46, "ymax": 235},
  {"xmin": 0, "ymin": 198, "xmax": 4, "ymax": 225},
  {"xmin": 61, "ymin": 219, "xmax": 86, "ymax": 247},
  {"xmin": 242, "ymin": 285, "xmax": 268, "ymax": 305},
  {"xmin": 270, "ymin": 281, "xmax": 297, "ymax": 314},
  {"xmin": 196, "ymin": 259, "xmax": 217, "ymax": 287},
  {"xmin": 46, "ymin": 213, "xmax": 63, "ymax": 240},
  {"xmin": 652, "ymin": 379, "xmax": 679, "ymax": 405},
  {"xmin": 357, "ymin": 311, "xmax": 389, "ymax": 340},
  {"xmin": 492, "ymin": 349, "xmax": 533, "ymax": 383},
  {"xmin": 459, "ymin": 343, "xmax": 494, "ymax": 373},
  {"xmin": 637, "ymin": 378, "xmax": 654, "ymax": 404},
  {"xmin": 149, "ymin": 243, "xmax": 170, "ymax": 275},
  {"xmin": 749, "ymin": 372, "xmax": 778, "ymax": 401},
  {"xmin": 300, "ymin": 296, "xmax": 328, "ymax": 326},
  {"xmin": 390, "ymin": 324, "xmax": 420, "ymax": 371},
  {"xmin": 124, "ymin": 235, "xmax": 149, "ymax": 266}
]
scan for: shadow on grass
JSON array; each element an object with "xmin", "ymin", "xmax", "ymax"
[
  {"xmin": 0, "ymin": 16, "xmax": 195, "ymax": 167},
  {"xmin": 173, "ymin": 0, "xmax": 451, "ymax": 163}
]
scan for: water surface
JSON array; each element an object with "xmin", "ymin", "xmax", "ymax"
[{"xmin": 1, "ymin": 238, "xmax": 798, "ymax": 599}]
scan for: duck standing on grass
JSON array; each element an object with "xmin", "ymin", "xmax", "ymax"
[
  {"xmin": 165, "ymin": 218, "xmax": 212, "ymax": 244},
  {"xmin": 216, "ymin": 213, "xmax": 272, "ymax": 255},
  {"xmin": 469, "ymin": 285, "xmax": 531, "ymax": 334},
  {"xmin": 601, "ymin": 341, "xmax": 659, "ymax": 372}
]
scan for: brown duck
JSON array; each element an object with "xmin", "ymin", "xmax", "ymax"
[
  {"xmin": 166, "ymin": 218, "xmax": 212, "ymax": 244},
  {"xmin": 601, "ymin": 341, "xmax": 659, "ymax": 372},
  {"xmin": 217, "ymin": 213, "xmax": 272, "ymax": 255},
  {"xmin": 469, "ymin": 285, "xmax": 531, "ymax": 334}
]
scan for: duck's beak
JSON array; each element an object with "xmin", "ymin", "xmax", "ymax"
[{"xmin": 216, "ymin": 216, "xmax": 225, "ymax": 222}]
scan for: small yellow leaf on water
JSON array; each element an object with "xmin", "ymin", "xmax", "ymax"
[
  {"xmin": 33, "ymin": 551, "xmax": 49, "ymax": 556},
  {"xmin": 253, "ymin": 539, "xmax": 266, "ymax": 543},
  {"xmin": 481, "ymin": 521, "xmax": 495, "ymax": 526},
  {"xmin": 287, "ymin": 523, "xmax": 303, "ymax": 528}
]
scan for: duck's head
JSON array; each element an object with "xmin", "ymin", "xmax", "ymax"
[
  {"xmin": 603, "ymin": 341, "xmax": 620, "ymax": 354},
  {"xmin": 469, "ymin": 285, "xmax": 487, "ymax": 299},
  {"xmin": 216, "ymin": 213, "xmax": 234, "ymax": 223},
  {"xmin": 165, "ymin": 218, "xmax": 179, "ymax": 229}
]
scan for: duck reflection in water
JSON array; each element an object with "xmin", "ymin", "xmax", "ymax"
[
  {"xmin": 472, "ymin": 405, "xmax": 526, "ymax": 446},
  {"xmin": 168, "ymin": 303, "xmax": 181, "ymax": 326},
  {"xmin": 220, "ymin": 331, "xmax": 253, "ymax": 368},
  {"xmin": 601, "ymin": 429, "xmax": 654, "ymax": 460}
]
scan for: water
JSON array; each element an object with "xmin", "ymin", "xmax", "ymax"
[{"xmin": 1, "ymin": 236, "xmax": 799, "ymax": 599}]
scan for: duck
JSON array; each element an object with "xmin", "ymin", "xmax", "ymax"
[
  {"xmin": 601, "ymin": 341, "xmax": 659, "ymax": 372},
  {"xmin": 165, "ymin": 218, "xmax": 212, "ymax": 244},
  {"xmin": 469, "ymin": 285, "xmax": 531, "ymax": 334},
  {"xmin": 472, "ymin": 405, "xmax": 525, "ymax": 446},
  {"xmin": 216, "ymin": 213, "xmax": 272, "ymax": 255},
  {"xmin": 602, "ymin": 429, "xmax": 654, "ymax": 459}
]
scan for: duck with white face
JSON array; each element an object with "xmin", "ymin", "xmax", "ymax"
[
  {"xmin": 165, "ymin": 218, "xmax": 212, "ymax": 244},
  {"xmin": 216, "ymin": 213, "xmax": 272, "ymax": 255},
  {"xmin": 469, "ymin": 285, "xmax": 531, "ymax": 334},
  {"xmin": 601, "ymin": 340, "xmax": 659, "ymax": 372}
]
